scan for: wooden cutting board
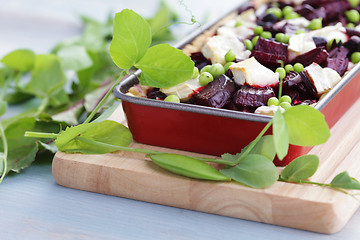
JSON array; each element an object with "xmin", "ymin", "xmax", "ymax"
[{"xmin": 52, "ymin": 99, "xmax": 360, "ymax": 234}]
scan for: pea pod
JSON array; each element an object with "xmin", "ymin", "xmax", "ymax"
[{"xmin": 149, "ymin": 153, "xmax": 231, "ymax": 181}]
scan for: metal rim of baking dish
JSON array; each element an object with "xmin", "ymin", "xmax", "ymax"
[{"xmin": 113, "ymin": 6, "xmax": 360, "ymax": 123}]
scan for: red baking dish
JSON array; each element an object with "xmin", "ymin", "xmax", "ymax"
[{"xmin": 113, "ymin": 9, "xmax": 360, "ymax": 166}]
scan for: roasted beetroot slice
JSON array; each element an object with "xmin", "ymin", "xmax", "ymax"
[
  {"xmin": 147, "ymin": 88, "xmax": 167, "ymax": 100},
  {"xmin": 344, "ymin": 36, "xmax": 360, "ymax": 55},
  {"xmin": 299, "ymin": 71, "xmax": 318, "ymax": 98},
  {"xmin": 328, "ymin": 47, "xmax": 349, "ymax": 59},
  {"xmin": 233, "ymin": 86, "xmax": 275, "ymax": 108},
  {"xmin": 295, "ymin": 4, "xmax": 326, "ymax": 20},
  {"xmin": 190, "ymin": 52, "xmax": 211, "ymax": 70},
  {"xmin": 251, "ymin": 37, "xmax": 288, "ymax": 67},
  {"xmin": 283, "ymin": 71, "xmax": 303, "ymax": 87},
  {"xmin": 326, "ymin": 58, "xmax": 349, "ymax": 76},
  {"xmin": 193, "ymin": 75, "xmax": 236, "ymax": 108},
  {"xmin": 313, "ymin": 37, "xmax": 327, "ymax": 48},
  {"xmin": 323, "ymin": 0, "xmax": 351, "ymax": 22},
  {"xmin": 291, "ymin": 47, "xmax": 329, "ymax": 67}
]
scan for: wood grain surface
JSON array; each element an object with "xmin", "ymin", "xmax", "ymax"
[{"xmin": 53, "ymin": 99, "xmax": 360, "ymax": 234}]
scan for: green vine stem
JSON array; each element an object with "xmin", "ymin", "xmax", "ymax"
[
  {"xmin": 83, "ymin": 70, "xmax": 128, "ymax": 124},
  {"xmin": 24, "ymin": 132, "xmax": 58, "ymax": 139},
  {"xmin": 0, "ymin": 122, "xmax": 8, "ymax": 183},
  {"xmin": 35, "ymin": 97, "xmax": 49, "ymax": 118}
]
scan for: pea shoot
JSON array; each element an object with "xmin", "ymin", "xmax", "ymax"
[{"xmin": 276, "ymin": 67, "xmax": 286, "ymax": 80}]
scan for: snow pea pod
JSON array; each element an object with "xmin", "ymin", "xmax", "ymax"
[{"xmin": 149, "ymin": 153, "xmax": 231, "ymax": 181}]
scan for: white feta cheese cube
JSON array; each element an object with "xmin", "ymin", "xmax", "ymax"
[
  {"xmin": 217, "ymin": 25, "xmax": 254, "ymax": 40},
  {"xmin": 288, "ymin": 33, "xmax": 316, "ymax": 61},
  {"xmin": 304, "ymin": 63, "xmax": 341, "ymax": 95},
  {"xmin": 255, "ymin": 105, "xmax": 285, "ymax": 116},
  {"xmin": 201, "ymin": 35, "xmax": 250, "ymax": 65},
  {"xmin": 229, "ymin": 57, "xmax": 279, "ymax": 87},
  {"xmin": 160, "ymin": 78, "xmax": 202, "ymax": 101},
  {"xmin": 309, "ymin": 23, "xmax": 348, "ymax": 43}
]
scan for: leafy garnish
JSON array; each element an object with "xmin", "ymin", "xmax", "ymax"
[
  {"xmin": 283, "ymin": 105, "xmax": 330, "ymax": 146},
  {"xmin": 55, "ymin": 120, "xmax": 132, "ymax": 154},
  {"xmin": 57, "ymin": 46, "xmax": 93, "ymax": 71},
  {"xmin": 280, "ymin": 155, "xmax": 319, "ymax": 182},
  {"xmin": 273, "ymin": 109, "xmax": 289, "ymax": 160},
  {"xmin": 330, "ymin": 172, "xmax": 360, "ymax": 190},
  {"xmin": 110, "ymin": 9, "xmax": 152, "ymax": 69},
  {"xmin": 1, "ymin": 49, "xmax": 35, "ymax": 72},
  {"xmin": 220, "ymin": 154, "xmax": 278, "ymax": 188}
]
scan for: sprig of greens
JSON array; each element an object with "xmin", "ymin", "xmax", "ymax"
[{"xmin": 0, "ymin": 2, "xmax": 180, "ymax": 182}]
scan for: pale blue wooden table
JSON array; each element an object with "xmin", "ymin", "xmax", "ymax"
[{"xmin": 1, "ymin": 0, "xmax": 360, "ymax": 239}]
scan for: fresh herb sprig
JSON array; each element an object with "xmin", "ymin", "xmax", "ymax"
[
  {"xmin": 23, "ymin": 8, "xmax": 360, "ymax": 195},
  {"xmin": 0, "ymin": 3, "xmax": 180, "ymax": 182}
]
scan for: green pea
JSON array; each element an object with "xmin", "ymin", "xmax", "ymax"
[
  {"xmin": 200, "ymin": 65, "xmax": 211, "ymax": 74},
  {"xmin": 346, "ymin": 23, "xmax": 355, "ymax": 28},
  {"xmin": 285, "ymin": 64, "xmax": 294, "ymax": 73},
  {"xmin": 192, "ymin": 67, "xmax": 199, "ymax": 79},
  {"xmin": 244, "ymin": 39, "xmax": 254, "ymax": 50},
  {"xmin": 348, "ymin": 0, "xmax": 359, "ymax": 8},
  {"xmin": 351, "ymin": 52, "xmax": 360, "ymax": 63},
  {"xmin": 199, "ymin": 72, "xmax": 214, "ymax": 86},
  {"xmin": 345, "ymin": 10, "xmax": 360, "ymax": 23},
  {"xmin": 276, "ymin": 67, "xmax": 286, "ymax": 80},
  {"xmin": 235, "ymin": 21, "xmax": 244, "ymax": 27},
  {"xmin": 266, "ymin": 7, "xmax": 283, "ymax": 19},
  {"xmin": 261, "ymin": 31, "xmax": 272, "ymax": 39},
  {"xmin": 280, "ymin": 101, "xmax": 292, "ymax": 109},
  {"xmin": 253, "ymin": 26, "xmax": 263, "ymax": 35},
  {"xmin": 294, "ymin": 63, "xmax": 304, "ymax": 73},
  {"xmin": 267, "ymin": 97, "xmax": 279, "ymax": 106},
  {"xmin": 280, "ymin": 95, "xmax": 292, "ymax": 104},
  {"xmin": 308, "ymin": 18, "xmax": 322, "ymax": 30},
  {"xmin": 225, "ymin": 49, "xmax": 236, "ymax": 62},
  {"xmin": 252, "ymin": 36, "xmax": 260, "ymax": 46},
  {"xmin": 224, "ymin": 62, "xmax": 234, "ymax": 72},
  {"xmin": 282, "ymin": 6, "xmax": 294, "ymax": 16},
  {"xmin": 283, "ymin": 34, "xmax": 290, "ymax": 44},
  {"xmin": 149, "ymin": 153, "xmax": 231, "ymax": 181},
  {"xmin": 164, "ymin": 95, "xmax": 180, "ymax": 103},
  {"xmin": 295, "ymin": 29, "xmax": 306, "ymax": 34},
  {"xmin": 275, "ymin": 33, "xmax": 285, "ymax": 43},
  {"xmin": 209, "ymin": 63, "xmax": 225, "ymax": 79},
  {"xmin": 0, "ymin": 100, "xmax": 8, "ymax": 116},
  {"xmin": 284, "ymin": 11, "xmax": 300, "ymax": 19}
]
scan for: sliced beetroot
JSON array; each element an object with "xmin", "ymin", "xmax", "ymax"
[
  {"xmin": 326, "ymin": 58, "xmax": 348, "ymax": 76},
  {"xmin": 299, "ymin": 71, "xmax": 318, "ymax": 98},
  {"xmin": 295, "ymin": 4, "xmax": 326, "ymax": 20},
  {"xmin": 283, "ymin": 71, "xmax": 303, "ymax": 87},
  {"xmin": 328, "ymin": 46, "xmax": 349, "ymax": 59},
  {"xmin": 312, "ymin": 37, "xmax": 327, "ymax": 48},
  {"xmin": 233, "ymin": 85, "xmax": 275, "ymax": 109},
  {"xmin": 251, "ymin": 37, "xmax": 288, "ymax": 68},
  {"xmin": 193, "ymin": 75, "xmax": 236, "ymax": 108},
  {"xmin": 291, "ymin": 47, "xmax": 329, "ymax": 67},
  {"xmin": 322, "ymin": 0, "xmax": 351, "ymax": 22},
  {"xmin": 147, "ymin": 88, "xmax": 167, "ymax": 100},
  {"xmin": 190, "ymin": 52, "xmax": 211, "ymax": 70},
  {"xmin": 343, "ymin": 36, "xmax": 360, "ymax": 55}
]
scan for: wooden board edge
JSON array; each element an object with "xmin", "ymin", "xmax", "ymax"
[{"xmin": 52, "ymin": 152, "xmax": 359, "ymax": 234}]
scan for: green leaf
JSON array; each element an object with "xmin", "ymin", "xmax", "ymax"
[
  {"xmin": 273, "ymin": 109, "xmax": 289, "ymax": 160},
  {"xmin": 149, "ymin": 153, "xmax": 231, "ymax": 181},
  {"xmin": 280, "ymin": 154, "xmax": 319, "ymax": 182},
  {"xmin": 92, "ymin": 103, "xmax": 119, "ymax": 123},
  {"xmin": 283, "ymin": 105, "xmax": 330, "ymax": 146},
  {"xmin": 55, "ymin": 120, "xmax": 132, "ymax": 154},
  {"xmin": 220, "ymin": 154, "xmax": 279, "ymax": 188},
  {"xmin": 52, "ymin": 101, "xmax": 84, "ymax": 125},
  {"xmin": 25, "ymin": 54, "xmax": 67, "ymax": 98},
  {"xmin": 242, "ymin": 135, "xmax": 276, "ymax": 161},
  {"xmin": 135, "ymin": 44, "xmax": 194, "ymax": 88},
  {"xmin": 110, "ymin": 9, "xmax": 152, "ymax": 69},
  {"xmin": 57, "ymin": 46, "xmax": 93, "ymax": 71},
  {"xmin": 0, "ymin": 100, "xmax": 8, "ymax": 116},
  {"xmin": 0, "ymin": 117, "xmax": 60, "ymax": 175},
  {"xmin": 77, "ymin": 49, "xmax": 98, "ymax": 89},
  {"xmin": 1, "ymin": 49, "xmax": 35, "ymax": 72},
  {"xmin": 330, "ymin": 171, "xmax": 360, "ymax": 190}
]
